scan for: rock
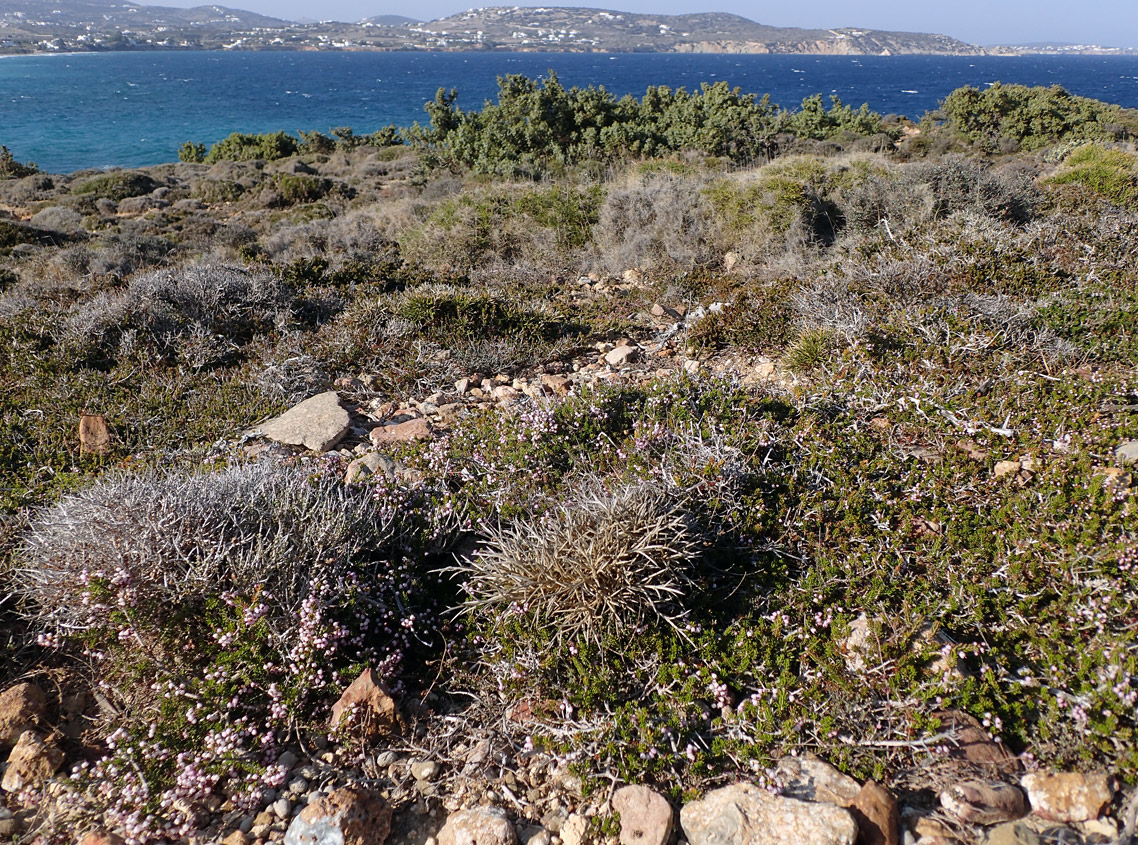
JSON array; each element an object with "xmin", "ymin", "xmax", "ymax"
[
  {"xmin": 911, "ymin": 817, "xmax": 958, "ymax": 844},
  {"xmin": 0, "ymin": 817, "xmax": 21, "ymax": 838},
  {"xmin": 933, "ymin": 710, "xmax": 1021, "ymax": 773},
  {"xmin": 0, "ymin": 683, "xmax": 47, "ymax": 746},
  {"xmin": 994, "ymin": 460, "xmax": 1022, "ymax": 478},
  {"xmin": 284, "ymin": 785, "xmax": 391, "ymax": 845},
  {"xmin": 604, "ymin": 345, "xmax": 640, "ymax": 368},
  {"xmin": 613, "ymin": 785, "xmax": 674, "ymax": 845},
  {"xmin": 2, "ymin": 730, "xmax": 64, "ymax": 793},
  {"xmin": 849, "ymin": 780, "xmax": 899, "ymax": 845},
  {"xmin": 328, "ymin": 669, "xmax": 403, "ymax": 742},
  {"xmin": 492, "ymin": 386, "xmax": 520, "ymax": 402},
  {"xmin": 560, "ymin": 814, "xmax": 588, "ymax": 845},
  {"xmin": 1095, "ymin": 466, "xmax": 1131, "ymax": 488},
  {"xmin": 1115, "ymin": 441, "xmax": 1138, "ymax": 466},
  {"xmin": 680, "ymin": 782, "xmax": 857, "ymax": 845},
  {"xmin": 369, "ymin": 418, "xmax": 433, "ymax": 446},
  {"xmin": 223, "ymin": 832, "xmax": 250, "ymax": 845},
  {"xmin": 438, "ymin": 807, "xmax": 518, "ymax": 845},
  {"xmin": 983, "ymin": 821, "xmax": 1042, "ymax": 845},
  {"xmin": 278, "ymin": 751, "xmax": 299, "ymax": 772},
  {"xmin": 411, "ymin": 760, "xmax": 440, "ymax": 781},
  {"xmin": 273, "ymin": 797, "xmax": 292, "ymax": 819},
  {"xmin": 775, "ymin": 755, "xmax": 861, "ymax": 806},
  {"xmin": 940, "ymin": 780, "xmax": 1027, "ymax": 825},
  {"xmin": 77, "ymin": 832, "xmax": 127, "ymax": 845},
  {"xmin": 345, "ymin": 452, "xmax": 397, "ymax": 483},
  {"xmin": 840, "ymin": 614, "xmax": 875, "ymax": 674},
  {"xmin": 1020, "ymin": 772, "xmax": 1115, "ymax": 822},
  {"xmin": 259, "ymin": 392, "xmax": 350, "ymax": 452},
  {"xmin": 79, "ymin": 413, "xmax": 112, "ymax": 456},
  {"xmin": 540, "ymin": 374, "xmax": 572, "ymax": 394}
]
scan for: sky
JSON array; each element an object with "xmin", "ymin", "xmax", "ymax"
[{"xmin": 182, "ymin": 0, "xmax": 1138, "ymax": 47}]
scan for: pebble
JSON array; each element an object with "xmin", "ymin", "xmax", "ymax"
[
  {"xmin": 272, "ymin": 798, "xmax": 291, "ymax": 820},
  {"xmin": 412, "ymin": 760, "xmax": 441, "ymax": 781}
]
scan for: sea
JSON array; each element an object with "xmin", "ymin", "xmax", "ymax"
[{"xmin": 2, "ymin": 50, "xmax": 1138, "ymax": 173}]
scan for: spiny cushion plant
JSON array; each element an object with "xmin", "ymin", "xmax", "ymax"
[
  {"xmin": 457, "ymin": 483, "xmax": 699, "ymax": 647},
  {"xmin": 15, "ymin": 461, "xmax": 453, "ymax": 839}
]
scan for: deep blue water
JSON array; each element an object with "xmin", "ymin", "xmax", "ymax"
[{"xmin": 2, "ymin": 51, "xmax": 1138, "ymax": 173}]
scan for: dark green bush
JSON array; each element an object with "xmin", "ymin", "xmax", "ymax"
[
  {"xmin": 204, "ymin": 130, "xmax": 298, "ymax": 163},
  {"xmin": 941, "ymin": 83, "xmax": 1138, "ymax": 151},
  {"xmin": 0, "ymin": 146, "xmax": 37, "ymax": 179},
  {"xmin": 178, "ymin": 141, "xmax": 207, "ymax": 163},
  {"xmin": 275, "ymin": 172, "xmax": 332, "ymax": 204}
]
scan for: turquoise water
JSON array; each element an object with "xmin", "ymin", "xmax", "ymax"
[{"xmin": 2, "ymin": 51, "xmax": 1138, "ymax": 173}]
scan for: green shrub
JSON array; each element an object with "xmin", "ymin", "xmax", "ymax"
[
  {"xmin": 275, "ymin": 172, "xmax": 332, "ymax": 204},
  {"xmin": 72, "ymin": 171, "xmax": 159, "ymax": 201},
  {"xmin": 178, "ymin": 141, "xmax": 206, "ymax": 163},
  {"xmin": 191, "ymin": 179, "xmax": 245, "ymax": 203},
  {"xmin": 204, "ymin": 130, "xmax": 298, "ymax": 163},
  {"xmin": 782, "ymin": 94, "xmax": 888, "ymax": 141},
  {"xmin": 707, "ymin": 157, "xmax": 843, "ymax": 256},
  {"xmin": 941, "ymin": 83, "xmax": 1138, "ymax": 151},
  {"xmin": 1045, "ymin": 144, "xmax": 1138, "ymax": 211},
  {"xmin": 0, "ymin": 145, "xmax": 37, "ymax": 178}
]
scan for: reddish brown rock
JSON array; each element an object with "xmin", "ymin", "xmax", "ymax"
[
  {"xmin": 369, "ymin": 417, "xmax": 433, "ymax": 445},
  {"xmin": 284, "ymin": 785, "xmax": 391, "ymax": 845},
  {"xmin": 79, "ymin": 413, "xmax": 112, "ymax": 456},
  {"xmin": 0, "ymin": 683, "xmax": 47, "ymax": 746},
  {"xmin": 934, "ymin": 710, "xmax": 1021, "ymax": 773},
  {"xmin": 77, "ymin": 832, "xmax": 127, "ymax": 845},
  {"xmin": 1020, "ymin": 772, "xmax": 1115, "ymax": 822},
  {"xmin": 849, "ymin": 780, "xmax": 900, "ymax": 845},
  {"xmin": 613, "ymin": 784, "xmax": 675, "ymax": 845},
  {"xmin": 2, "ymin": 730, "xmax": 64, "ymax": 793},
  {"xmin": 328, "ymin": 669, "xmax": 403, "ymax": 741}
]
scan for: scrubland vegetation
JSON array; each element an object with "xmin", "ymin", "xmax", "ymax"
[{"xmin": 1, "ymin": 77, "xmax": 1137, "ymax": 842}]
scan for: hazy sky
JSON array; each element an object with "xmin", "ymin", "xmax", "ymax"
[{"xmin": 193, "ymin": 0, "xmax": 1138, "ymax": 47}]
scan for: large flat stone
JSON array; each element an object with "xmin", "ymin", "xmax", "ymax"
[
  {"xmin": 680, "ymin": 782, "xmax": 857, "ymax": 845},
  {"xmin": 258, "ymin": 391, "xmax": 349, "ymax": 452}
]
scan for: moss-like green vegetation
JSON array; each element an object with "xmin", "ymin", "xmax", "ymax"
[{"xmin": 2, "ymin": 80, "xmax": 1137, "ymax": 839}]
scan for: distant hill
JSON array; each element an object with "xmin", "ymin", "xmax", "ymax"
[
  {"xmin": 359, "ymin": 14, "xmax": 418, "ymax": 26},
  {"xmin": 407, "ymin": 7, "xmax": 983, "ymax": 55},
  {"xmin": 0, "ymin": 1, "xmax": 985, "ymax": 55}
]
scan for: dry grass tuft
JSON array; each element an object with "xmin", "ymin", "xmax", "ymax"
[{"xmin": 456, "ymin": 483, "xmax": 699, "ymax": 646}]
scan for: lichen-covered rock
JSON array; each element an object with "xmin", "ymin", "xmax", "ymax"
[
  {"xmin": 1020, "ymin": 772, "xmax": 1115, "ymax": 822},
  {"xmin": 258, "ymin": 391, "xmax": 349, "ymax": 452},
  {"xmin": 613, "ymin": 785, "xmax": 675, "ymax": 845},
  {"xmin": 680, "ymin": 782, "xmax": 857, "ymax": 845},
  {"xmin": 284, "ymin": 785, "xmax": 391, "ymax": 845},
  {"xmin": 438, "ymin": 807, "xmax": 518, "ymax": 845}
]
